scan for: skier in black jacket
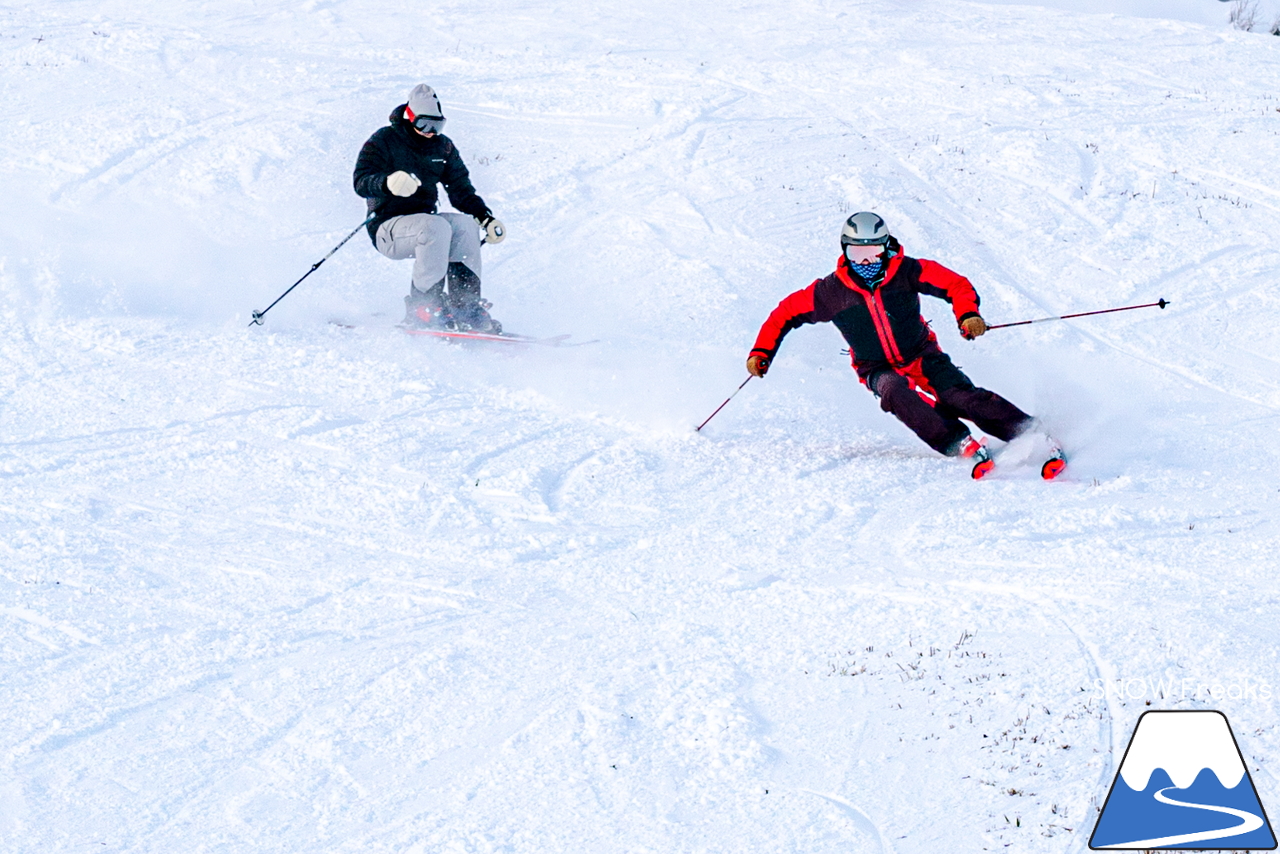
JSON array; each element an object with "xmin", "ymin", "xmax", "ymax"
[{"xmin": 353, "ymin": 84, "xmax": 506, "ymax": 332}]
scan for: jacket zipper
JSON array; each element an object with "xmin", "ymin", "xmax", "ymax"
[{"xmin": 837, "ymin": 260, "xmax": 906, "ymax": 367}]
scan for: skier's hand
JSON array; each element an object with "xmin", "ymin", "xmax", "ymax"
[
  {"xmin": 960, "ymin": 315, "xmax": 987, "ymax": 340},
  {"xmin": 387, "ymin": 171, "xmax": 421, "ymax": 197},
  {"xmin": 479, "ymin": 215, "xmax": 506, "ymax": 244},
  {"xmin": 746, "ymin": 354, "xmax": 770, "ymax": 378}
]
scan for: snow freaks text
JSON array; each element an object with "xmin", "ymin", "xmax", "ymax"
[{"xmin": 1092, "ymin": 678, "xmax": 1274, "ymax": 702}]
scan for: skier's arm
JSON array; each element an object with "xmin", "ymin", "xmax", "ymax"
[
  {"xmin": 353, "ymin": 136, "xmax": 393, "ymax": 199},
  {"xmin": 915, "ymin": 259, "xmax": 982, "ymax": 329},
  {"xmin": 440, "ymin": 143, "xmax": 491, "ymax": 220},
  {"xmin": 748, "ymin": 282, "xmax": 821, "ymax": 369}
]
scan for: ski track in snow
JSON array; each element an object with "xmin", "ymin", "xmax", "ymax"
[{"xmin": 3, "ymin": 0, "xmax": 1280, "ymax": 852}]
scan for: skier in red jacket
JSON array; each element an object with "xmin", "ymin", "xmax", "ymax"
[{"xmin": 748, "ymin": 212, "xmax": 1063, "ymax": 479}]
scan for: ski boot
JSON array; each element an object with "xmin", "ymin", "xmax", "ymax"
[
  {"xmin": 403, "ymin": 281, "xmax": 450, "ymax": 329},
  {"xmin": 956, "ymin": 435, "xmax": 994, "ymax": 480},
  {"xmin": 445, "ymin": 263, "xmax": 502, "ymax": 333},
  {"xmin": 450, "ymin": 298, "xmax": 502, "ymax": 334},
  {"xmin": 1041, "ymin": 444, "xmax": 1067, "ymax": 481}
]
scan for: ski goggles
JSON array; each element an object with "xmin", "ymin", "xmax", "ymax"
[
  {"xmin": 844, "ymin": 243, "xmax": 886, "ymax": 265},
  {"xmin": 406, "ymin": 107, "xmax": 446, "ymax": 135}
]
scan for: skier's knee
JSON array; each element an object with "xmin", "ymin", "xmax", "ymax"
[
  {"xmin": 868, "ymin": 371, "xmax": 909, "ymax": 410},
  {"xmin": 416, "ymin": 215, "xmax": 452, "ymax": 247},
  {"xmin": 449, "ymin": 221, "xmax": 483, "ymax": 266},
  {"xmin": 937, "ymin": 384, "xmax": 982, "ymax": 410}
]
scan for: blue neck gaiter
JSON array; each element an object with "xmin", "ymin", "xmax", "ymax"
[{"xmin": 849, "ymin": 260, "xmax": 883, "ymax": 282}]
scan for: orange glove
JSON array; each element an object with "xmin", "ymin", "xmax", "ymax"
[
  {"xmin": 960, "ymin": 315, "xmax": 987, "ymax": 339},
  {"xmin": 746, "ymin": 354, "xmax": 770, "ymax": 378}
]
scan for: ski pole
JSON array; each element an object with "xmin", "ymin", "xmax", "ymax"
[
  {"xmin": 987, "ymin": 298, "xmax": 1169, "ymax": 331},
  {"xmin": 249, "ymin": 213, "xmax": 376, "ymax": 327},
  {"xmin": 695, "ymin": 376, "xmax": 753, "ymax": 432}
]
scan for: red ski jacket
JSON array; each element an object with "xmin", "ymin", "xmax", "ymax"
[{"xmin": 750, "ymin": 247, "xmax": 982, "ymax": 381}]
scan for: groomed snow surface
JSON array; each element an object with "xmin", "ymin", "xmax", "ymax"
[{"xmin": 3, "ymin": 1, "xmax": 1279, "ymax": 852}]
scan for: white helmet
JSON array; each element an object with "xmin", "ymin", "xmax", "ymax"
[{"xmin": 840, "ymin": 211, "xmax": 890, "ymax": 246}]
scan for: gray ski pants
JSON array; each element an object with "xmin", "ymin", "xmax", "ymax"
[{"xmin": 374, "ymin": 212, "xmax": 482, "ymax": 292}]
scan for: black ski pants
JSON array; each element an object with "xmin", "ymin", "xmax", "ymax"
[{"xmin": 866, "ymin": 350, "xmax": 1032, "ymax": 456}]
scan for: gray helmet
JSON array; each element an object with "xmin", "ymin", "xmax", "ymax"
[
  {"xmin": 407, "ymin": 84, "xmax": 444, "ymax": 119},
  {"xmin": 840, "ymin": 211, "xmax": 890, "ymax": 246},
  {"xmin": 405, "ymin": 84, "xmax": 448, "ymax": 134}
]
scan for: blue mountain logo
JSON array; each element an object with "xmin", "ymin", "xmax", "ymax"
[{"xmin": 1091, "ymin": 710, "xmax": 1276, "ymax": 849}]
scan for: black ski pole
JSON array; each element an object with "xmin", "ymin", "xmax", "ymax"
[
  {"xmin": 696, "ymin": 376, "xmax": 753, "ymax": 432},
  {"xmin": 987, "ymin": 298, "xmax": 1169, "ymax": 331},
  {"xmin": 249, "ymin": 213, "xmax": 375, "ymax": 327}
]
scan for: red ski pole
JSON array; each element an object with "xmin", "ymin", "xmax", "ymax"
[
  {"xmin": 696, "ymin": 376, "xmax": 753, "ymax": 432},
  {"xmin": 986, "ymin": 298, "xmax": 1169, "ymax": 331}
]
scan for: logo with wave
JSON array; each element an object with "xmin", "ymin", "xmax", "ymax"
[{"xmin": 1091, "ymin": 710, "xmax": 1276, "ymax": 850}]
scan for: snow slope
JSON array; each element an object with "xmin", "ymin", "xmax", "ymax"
[{"xmin": 2, "ymin": 1, "xmax": 1280, "ymax": 852}]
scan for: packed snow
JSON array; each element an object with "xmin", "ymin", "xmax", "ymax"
[{"xmin": 2, "ymin": 0, "xmax": 1279, "ymax": 852}]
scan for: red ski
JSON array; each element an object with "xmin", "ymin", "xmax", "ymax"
[
  {"xmin": 400, "ymin": 326, "xmax": 582, "ymax": 346},
  {"xmin": 957, "ymin": 435, "xmax": 1064, "ymax": 481},
  {"xmin": 329, "ymin": 320, "xmax": 595, "ymax": 348},
  {"xmin": 965, "ymin": 440, "xmax": 1067, "ymax": 481}
]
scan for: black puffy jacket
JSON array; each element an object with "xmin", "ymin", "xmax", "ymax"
[{"xmin": 353, "ymin": 104, "xmax": 490, "ymax": 243}]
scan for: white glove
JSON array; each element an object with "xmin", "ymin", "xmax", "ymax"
[
  {"xmin": 386, "ymin": 171, "xmax": 421, "ymax": 197},
  {"xmin": 480, "ymin": 215, "xmax": 505, "ymax": 244}
]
